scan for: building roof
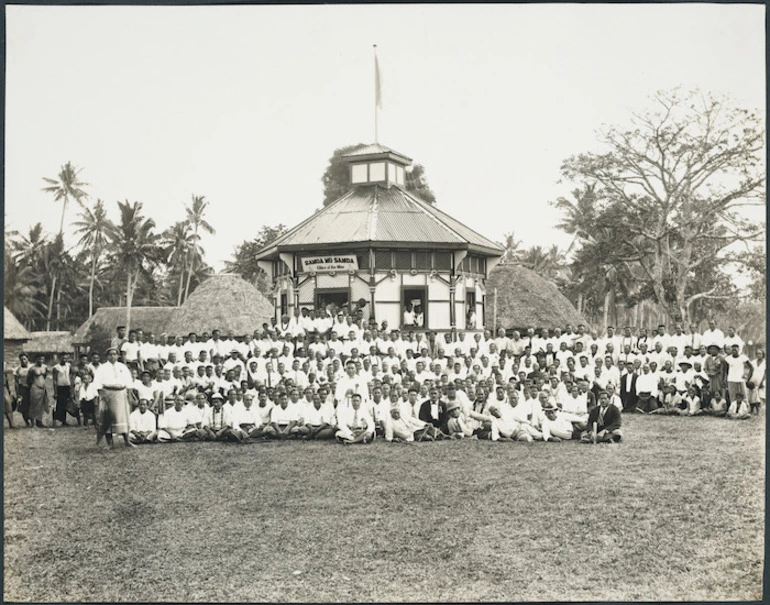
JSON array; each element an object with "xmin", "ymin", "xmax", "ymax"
[
  {"xmin": 23, "ymin": 331, "xmax": 75, "ymax": 354},
  {"xmin": 165, "ymin": 274, "xmax": 274, "ymax": 338},
  {"xmin": 485, "ymin": 263, "xmax": 587, "ymax": 331},
  {"xmin": 73, "ymin": 307, "xmax": 179, "ymax": 344},
  {"xmin": 4, "ymin": 307, "xmax": 31, "ymax": 341},
  {"xmin": 258, "ymin": 184, "xmax": 504, "ymax": 259},
  {"xmin": 342, "ymin": 143, "xmax": 412, "ymax": 164}
]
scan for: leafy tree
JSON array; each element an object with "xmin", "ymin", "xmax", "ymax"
[
  {"xmin": 163, "ymin": 221, "xmax": 195, "ymax": 306},
  {"xmin": 226, "ymin": 224, "xmax": 288, "ymax": 297},
  {"xmin": 73, "ymin": 199, "xmax": 114, "ymax": 318},
  {"xmin": 554, "ymin": 88, "xmax": 765, "ymax": 324},
  {"xmin": 321, "ymin": 144, "xmax": 438, "ymax": 206},
  {"xmin": 106, "ymin": 201, "xmax": 160, "ymax": 332},
  {"xmin": 183, "ymin": 194, "xmax": 215, "ymax": 302},
  {"xmin": 4, "ymin": 243, "xmax": 46, "ymax": 323}
]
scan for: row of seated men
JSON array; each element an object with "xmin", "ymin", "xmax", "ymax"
[{"xmin": 124, "ymin": 377, "xmax": 623, "ymax": 445}]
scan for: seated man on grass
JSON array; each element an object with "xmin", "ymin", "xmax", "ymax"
[
  {"xmin": 445, "ymin": 402, "xmax": 469, "ymax": 439},
  {"xmin": 384, "ymin": 405, "xmax": 435, "ymax": 442},
  {"xmin": 651, "ymin": 383, "xmax": 686, "ymax": 415},
  {"xmin": 539, "ymin": 402, "xmax": 574, "ymax": 442},
  {"xmin": 263, "ymin": 391, "xmax": 299, "ymax": 439},
  {"xmin": 202, "ymin": 393, "xmax": 233, "ymax": 441},
  {"xmin": 230, "ymin": 392, "xmax": 264, "ymax": 441},
  {"xmin": 335, "ymin": 393, "xmax": 374, "ymax": 444},
  {"xmin": 292, "ymin": 392, "xmax": 336, "ymax": 440},
  {"xmin": 726, "ymin": 389, "xmax": 751, "ymax": 420},
  {"xmin": 580, "ymin": 390, "xmax": 622, "ymax": 443},
  {"xmin": 128, "ymin": 398, "xmax": 157, "ymax": 444},
  {"xmin": 157, "ymin": 395, "xmax": 193, "ymax": 442}
]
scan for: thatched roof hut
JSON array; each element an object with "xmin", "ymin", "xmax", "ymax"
[
  {"xmin": 4, "ymin": 307, "xmax": 31, "ymax": 365},
  {"xmin": 485, "ymin": 264, "xmax": 587, "ymax": 332},
  {"xmin": 4, "ymin": 307, "xmax": 31, "ymax": 341},
  {"xmin": 73, "ymin": 307, "xmax": 179, "ymax": 344},
  {"xmin": 165, "ymin": 274, "xmax": 274, "ymax": 337},
  {"xmin": 23, "ymin": 331, "xmax": 75, "ymax": 356}
]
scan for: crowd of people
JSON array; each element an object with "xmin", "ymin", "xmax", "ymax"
[{"xmin": 4, "ymin": 312, "xmax": 765, "ymax": 449}]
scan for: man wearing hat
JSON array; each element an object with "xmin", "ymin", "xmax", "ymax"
[
  {"xmin": 445, "ymin": 401, "xmax": 468, "ymax": 439},
  {"xmin": 202, "ymin": 393, "xmax": 232, "ymax": 440},
  {"xmin": 704, "ymin": 344, "xmax": 726, "ymax": 400},
  {"xmin": 675, "ymin": 359, "xmax": 695, "ymax": 395},
  {"xmin": 539, "ymin": 401, "xmax": 574, "ymax": 442},
  {"xmin": 580, "ymin": 390, "xmax": 622, "ymax": 443},
  {"xmin": 93, "ymin": 347, "xmax": 135, "ymax": 448}
]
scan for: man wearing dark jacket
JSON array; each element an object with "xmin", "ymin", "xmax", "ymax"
[
  {"xmin": 619, "ymin": 361, "xmax": 638, "ymax": 412},
  {"xmin": 418, "ymin": 386, "xmax": 448, "ymax": 435},
  {"xmin": 581, "ymin": 390, "xmax": 622, "ymax": 443}
]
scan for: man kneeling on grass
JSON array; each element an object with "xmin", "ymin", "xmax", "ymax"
[
  {"xmin": 580, "ymin": 390, "xmax": 622, "ymax": 444},
  {"xmin": 726, "ymin": 390, "xmax": 750, "ymax": 420},
  {"xmin": 293, "ymin": 392, "xmax": 336, "ymax": 440},
  {"xmin": 335, "ymin": 393, "xmax": 374, "ymax": 444},
  {"xmin": 230, "ymin": 392, "xmax": 264, "ymax": 441},
  {"xmin": 129, "ymin": 398, "xmax": 157, "ymax": 444}
]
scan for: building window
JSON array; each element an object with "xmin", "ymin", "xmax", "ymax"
[
  {"xmin": 394, "ymin": 251, "xmax": 412, "ymax": 271},
  {"xmin": 357, "ymin": 251, "xmax": 370, "ymax": 270},
  {"xmin": 351, "ymin": 164, "xmax": 368, "ymax": 184},
  {"xmin": 402, "ymin": 287, "xmax": 427, "ymax": 329},
  {"xmin": 415, "ymin": 251, "xmax": 431, "ymax": 271},
  {"xmin": 369, "ymin": 162, "xmax": 386, "ymax": 181},
  {"xmin": 374, "ymin": 250, "xmax": 392, "ymax": 270},
  {"xmin": 280, "ymin": 293, "xmax": 288, "ymax": 318},
  {"xmin": 434, "ymin": 252, "xmax": 451, "ymax": 271}
]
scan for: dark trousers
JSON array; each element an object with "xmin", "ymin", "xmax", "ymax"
[{"xmin": 54, "ymin": 386, "xmax": 70, "ymax": 422}]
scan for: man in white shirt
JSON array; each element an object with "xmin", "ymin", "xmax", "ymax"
[
  {"xmin": 94, "ymin": 347, "xmax": 136, "ymax": 448},
  {"xmin": 650, "ymin": 324, "xmax": 670, "ymax": 353},
  {"xmin": 263, "ymin": 391, "xmax": 299, "ymax": 439},
  {"xmin": 120, "ymin": 330, "xmax": 142, "ymax": 371},
  {"xmin": 701, "ymin": 320, "xmax": 725, "ymax": 351},
  {"xmin": 293, "ymin": 392, "xmax": 336, "ymax": 440},
  {"xmin": 724, "ymin": 344, "xmax": 752, "ymax": 405},
  {"xmin": 335, "ymin": 393, "xmax": 374, "ymax": 444},
  {"xmin": 229, "ymin": 392, "xmax": 263, "ymax": 441},
  {"xmin": 203, "ymin": 393, "xmax": 232, "ymax": 440},
  {"xmin": 128, "ymin": 399, "xmax": 157, "ymax": 444},
  {"xmin": 157, "ymin": 395, "xmax": 190, "ymax": 442},
  {"xmin": 724, "ymin": 326, "xmax": 745, "ymax": 355},
  {"xmin": 635, "ymin": 364, "xmax": 659, "ymax": 413},
  {"xmin": 539, "ymin": 402, "xmax": 574, "ymax": 442}
]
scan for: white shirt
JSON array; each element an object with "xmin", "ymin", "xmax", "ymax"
[
  {"xmin": 270, "ymin": 404, "xmax": 299, "ymax": 425},
  {"xmin": 204, "ymin": 405, "xmax": 232, "ymax": 429},
  {"xmin": 129, "ymin": 408, "xmax": 157, "ymax": 432},
  {"xmin": 725, "ymin": 354, "xmax": 749, "ymax": 382},
  {"xmin": 724, "ymin": 335, "xmax": 744, "ymax": 355},
  {"xmin": 232, "ymin": 404, "xmax": 262, "ymax": 427},
  {"xmin": 120, "ymin": 341, "xmax": 141, "ymax": 363},
  {"xmin": 93, "ymin": 361, "xmax": 133, "ymax": 390},
  {"xmin": 701, "ymin": 328, "xmax": 725, "ymax": 349},
  {"xmin": 159, "ymin": 407, "xmax": 188, "ymax": 431}
]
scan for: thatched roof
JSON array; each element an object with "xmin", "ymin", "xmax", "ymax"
[
  {"xmin": 73, "ymin": 307, "xmax": 179, "ymax": 344},
  {"xmin": 4, "ymin": 307, "xmax": 31, "ymax": 341},
  {"xmin": 165, "ymin": 274, "xmax": 274, "ymax": 338},
  {"xmin": 485, "ymin": 264, "xmax": 587, "ymax": 331},
  {"xmin": 23, "ymin": 331, "xmax": 75, "ymax": 354}
]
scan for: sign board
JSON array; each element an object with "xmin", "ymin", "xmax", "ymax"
[{"xmin": 301, "ymin": 255, "xmax": 359, "ymax": 273}]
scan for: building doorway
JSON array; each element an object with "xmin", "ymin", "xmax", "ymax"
[
  {"xmin": 402, "ymin": 287, "xmax": 427, "ymax": 329},
  {"xmin": 465, "ymin": 291, "xmax": 477, "ymax": 329},
  {"xmin": 315, "ymin": 288, "xmax": 350, "ymax": 317}
]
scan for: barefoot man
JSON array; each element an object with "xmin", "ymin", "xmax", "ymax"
[{"xmin": 93, "ymin": 347, "xmax": 135, "ymax": 449}]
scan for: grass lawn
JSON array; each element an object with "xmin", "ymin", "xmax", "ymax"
[{"xmin": 3, "ymin": 412, "xmax": 765, "ymax": 602}]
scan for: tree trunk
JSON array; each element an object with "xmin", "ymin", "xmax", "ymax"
[
  {"xmin": 126, "ymin": 272, "xmax": 133, "ymax": 333},
  {"xmin": 603, "ymin": 291, "xmax": 611, "ymax": 332},
  {"xmin": 184, "ymin": 255, "xmax": 193, "ymax": 303},
  {"xmin": 576, "ymin": 292, "xmax": 583, "ymax": 315},
  {"xmin": 177, "ymin": 261, "xmax": 185, "ymax": 307},
  {"xmin": 88, "ymin": 256, "xmax": 96, "ymax": 318},
  {"xmin": 46, "ymin": 274, "xmax": 57, "ymax": 331},
  {"xmin": 58, "ymin": 197, "xmax": 68, "ymax": 237}
]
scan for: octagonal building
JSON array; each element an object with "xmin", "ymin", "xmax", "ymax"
[{"xmin": 255, "ymin": 144, "xmax": 504, "ymax": 334}]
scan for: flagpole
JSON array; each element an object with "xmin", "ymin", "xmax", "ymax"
[{"xmin": 373, "ymin": 44, "xmax": 378, "ymax": 143}]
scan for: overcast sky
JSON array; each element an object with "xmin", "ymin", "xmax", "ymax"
[{"xmin": 5, "ymin": 3, "xmax": 765, "ymax": 271}]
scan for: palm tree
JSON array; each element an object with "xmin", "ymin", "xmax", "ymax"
[
  {"xmin": 107, "ymin": 201, "xmax": 160, "ymax": 332},
  {"xmin": 500, "ymin": 231, "xmax": 523, "ymax": 264},
  {"xmin": 73, "ymin": 199, "xmax": 113, "ymax": 318},
  {"xmin": 41, "ymin": 162, "xmax": 89, "ymax": 328},
  {"xmin": 4, "ymin": 244, "xmax": 46, "ymax": 323},
  {"xmin": 162, "ymin": 221, "xmax": 195, "ymax": 306},
  {"xmin": 41, "ymin": 162, "xmax": 89, "ymax": 238},
  {"xmin": 183, "ymin": 194, "xmax": 215, "ymax": 301}
]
